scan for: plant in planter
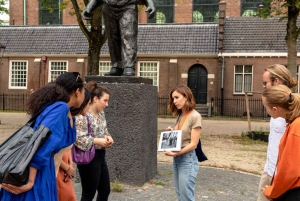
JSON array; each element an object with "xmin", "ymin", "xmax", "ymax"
[{"xmin": 246, "ymin": 127, "xmax": 269, "ymax": 142}]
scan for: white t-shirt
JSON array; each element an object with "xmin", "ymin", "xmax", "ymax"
[{"xmin": 264, "ymin": 117, "xmax": 286, "ymax": 176}]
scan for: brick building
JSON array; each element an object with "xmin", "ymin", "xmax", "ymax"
[{"xmin": 1, "ymin": 0, "xmax": 300, "ymax": 117}]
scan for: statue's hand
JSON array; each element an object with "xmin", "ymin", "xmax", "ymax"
[
  {"xmin": 81, "ymin": 9, "xmax": 92, "ymax": 20},
  {"xmin": 145, "ymin": 5, "xmax": 155, "ymax": 19}
]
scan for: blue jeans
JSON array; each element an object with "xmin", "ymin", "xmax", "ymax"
[{"xmin": 173, "ymin": 150, "xmax": 199, "ymax": 201}]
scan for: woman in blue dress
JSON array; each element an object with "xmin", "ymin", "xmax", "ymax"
[{"xmin": 0, "ymin": 72, "xmax": 85, "ymax": 201}]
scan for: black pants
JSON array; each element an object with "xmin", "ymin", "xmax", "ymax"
[
  {"xmin": 102, "ymin": 3, "xmax": 138, "ymax": 69},
  {"xmin": 274, "ymin": 187, "xmax": 300, "ymax": 201},
  {"xmin": 77, "ymin": 149, "xmax": 110, "ymax": 201}
]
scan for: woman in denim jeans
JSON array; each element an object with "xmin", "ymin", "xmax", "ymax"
[{"xmin": 164, "ymin": 85, "xmax": 202, "ymax": 201}]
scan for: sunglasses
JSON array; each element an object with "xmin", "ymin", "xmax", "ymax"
[{"xmin": 72, "ymin": 72, "xmax": 80, "ymax": 82}]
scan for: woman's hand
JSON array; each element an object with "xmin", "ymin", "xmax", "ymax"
[
  {"xmin": 64, "ymin": 165, "xmax": 75, "ymax": 182},
  {"xmin": 94, "ymin": 138, "xmax": 109, "ymax": 147},
  {"xmin": 163, "ymin": 150, "xmax": 178, "ymax": 157},
  {"xmin": 166, "ymin": 126, "xmax": 173, "ymax": 131},
  {"xmin": 1, "ymin": 180, "xmax": 34, "ymax": 195},
  {"xmin": 105, "ymin": 135, "xmax": 114, "ymax": 148}
]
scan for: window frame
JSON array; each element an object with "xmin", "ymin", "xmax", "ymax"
[
  {"xmin": 48, "ymin": 60, "xmax": 68, "ymax": 82},
  {"xmin": 9, "ymin": 60, "xmax": 28, "ymax": 89},
  {"xmin": 99, "ymin": 61, "xmax": 112, "ymax": 76},
  {"xmin": 233, "ymin": 64, "xmax": 253, "ymax": 94},
  {"xmin": 241, "ymin": 0, "xmax": 261, "ymax": 17},
  {"xmin": 39, "ymin": 0, "xmax": 62, "ymax": 25},
  {"xmin": 137, "ymin": 61, "xmax": 159, "ymax": 89},
  {"xmin": 148, "ymin": 0, "xmax": 174, "ymax": 24},
  {"xmin": 193, "ymin": 0, "xmax": 219, "ymax": 23}
]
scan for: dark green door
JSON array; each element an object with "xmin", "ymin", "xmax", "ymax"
[{"xmin": 188, "ymin": 64, "xmax": 207, "ymax": 104}]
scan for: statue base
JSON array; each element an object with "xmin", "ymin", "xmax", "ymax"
[{"xmin": 85, "ymin": 75, "xmax": 157, "ymax": 185}]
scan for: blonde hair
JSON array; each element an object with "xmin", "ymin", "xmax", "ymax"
[
  {"xmin": 262, "ymin": 85, "xmax": 300, "ymax": 123},
  {"xmin": 265, "ymin": 64, "xmax": 298, "ymax": 89},
  {"xmin": 168, "ymin": 85, "xmax": 196, "ymax": 116}
]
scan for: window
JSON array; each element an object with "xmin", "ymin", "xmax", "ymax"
[
  {"xmin": 148, "ymin": 0, "xmax": 173, "ymax": 23},
  {"xmin": 241, "ymin": 0, "xmax": 261, "ymax": 17},
  {"xmin": 193, "ymin": 0, "xmax": 219, "ymax": 22},
  {"xmin": 39, "ymin": 0, "xmax": 62, "ymax": 25},
  {"xmin": 49, "ymin": 61, "xmax": 67, "ymax": 82},
  {"xmin": 138, "ymin": 62, "xmax": 159, "ymax": 86},
  {"xmin": 234, "ymin": 65, "xmax": 252, "ymax": 93},
  {"xmin": 9, "ymin": 61, "xmax": 28, "ymax": 89},
  {"xmin": 99, "ymin": 62, "xmax": 112, "ymax": 76}
]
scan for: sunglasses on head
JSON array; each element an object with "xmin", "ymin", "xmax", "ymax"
[{"xmin": 72, "ymin": 72, "xmax": 80, "ymax": 82}]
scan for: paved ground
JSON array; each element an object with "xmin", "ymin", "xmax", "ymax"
[{"xmin": 0, "ymin": 113, "xmax": 269, "ymax": 200}]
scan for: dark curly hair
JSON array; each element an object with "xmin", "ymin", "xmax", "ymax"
[{"xmin": 26, "ymin": 72, "xmax": 84, "ymax": 116}]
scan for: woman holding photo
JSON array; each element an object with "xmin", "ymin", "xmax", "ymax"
[{"xmin": 164, "ymin": 85, "xmax": 202, "ymax": 201}]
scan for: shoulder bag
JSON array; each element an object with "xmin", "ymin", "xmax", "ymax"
[
  {"xmin": 71, "ymin": 115, "xmax": 95, "ymax": 165},
  {"xmin": 0, "ymin": 108, "xmax": 52, "ymax": 186}
]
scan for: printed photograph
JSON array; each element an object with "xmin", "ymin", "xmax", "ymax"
[{"xmin": 158, "ymin": 130, "xmax": 182, "ymax": 152}]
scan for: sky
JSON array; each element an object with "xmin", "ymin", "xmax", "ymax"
[{"xmin": 0, "ymin": 0, "xmax": 9, "ymax": 23}]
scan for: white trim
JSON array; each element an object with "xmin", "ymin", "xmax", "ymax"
[
  {"xmin": 170, "ymin": 59, "xmax": 177, "ymax": 63},
  {"xmin": 181, "ymin": 73, "xmax": 188, "ymax": 78},
  {"xmin": 9, "ymin": 60, "xmax": 28, "ymax": 89},
  {"xmin": 48, "ymin": 60, "xmax": 68, "ymax": 82},
  {"xmin": 3, "ymin": 54, "xmax": 218, "ymax": 58},
  {"xmin": 34, "ymin": 58, "xmax": 41, "ymax": 62},
  {"xmin": 221, "ymin": 53, "xmax": 289, "ymax": 57},
  {"xmin": 137, "ymin": 61, "xmax": 159, "ymax": 90},
  {"xmin": 77, "ymin": 58, "xmax": 84, "ymax": 62}
]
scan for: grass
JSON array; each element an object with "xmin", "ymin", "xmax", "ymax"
[
  {"xmin": 154, "ymin": 180, "xmax": 165, "ymax": 186},
  {"xmin": 111, "ymin": 179, "xmax": 123, "ymax": 192}
]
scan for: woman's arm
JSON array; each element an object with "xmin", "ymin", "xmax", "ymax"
[{"xmin": 1, "ymin": 166, "xmax": 37, "ymax": 195}]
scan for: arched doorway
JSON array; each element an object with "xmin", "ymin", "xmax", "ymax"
[{"xmin": 188, "ymin": 64, "xmax": 208, "ymax": 104}]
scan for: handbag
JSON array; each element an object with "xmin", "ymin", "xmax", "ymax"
[
  {"xmin": 0, "ymin": 109, "xmax": 52, "ymax": 186},
  {"xmin": 195, "ymin": 139, "xmax": 208, "ymax": 162},
  {"xmin": 71, "ymin": 115, "xmax": 95, "ymax": 165}
]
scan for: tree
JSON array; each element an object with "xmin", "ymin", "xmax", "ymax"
[
  {"xmin": 0, "ymin": 0, "xmax": 9, "ymax": 25},
  {"xmin": 258, "ymin": 0, "xmax": 300, "ymax": 78},
  {"xmin": 40, "ymin": 0, "xmax": 107, "ymax": 75}
]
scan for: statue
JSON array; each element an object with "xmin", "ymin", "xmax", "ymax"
[{"xmin": 82, "ymin": 0, "xmax": 156, "ymax": 76}]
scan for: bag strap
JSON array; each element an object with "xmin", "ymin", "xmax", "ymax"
[
  {"xmin": 86, "ymin": 115, "xmax": 93, "ymax": 137},
  {"xmin": 26, "ymin": 105, "xmax": 49, "ymax": 127}
]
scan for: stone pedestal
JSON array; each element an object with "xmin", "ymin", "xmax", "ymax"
[{"xmin": 85, "ymin": 76, "xmax": 158, "ymax": 185}]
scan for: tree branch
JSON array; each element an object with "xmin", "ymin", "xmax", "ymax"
[{"xmin": 70, "ymin": 0, "xmax": 90, "ymax": 40}]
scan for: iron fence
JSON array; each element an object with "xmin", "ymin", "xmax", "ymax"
[
  {"xmin": 210, "ymin": 96, "xmax": 269, "ymax": 119},
  {"xmin": 0, "ymin": 94, "xmax": 268, "ymax": 120},
  {"xmin": 0, "ymin": 93, "xmax": 30, "ymax": 111}
]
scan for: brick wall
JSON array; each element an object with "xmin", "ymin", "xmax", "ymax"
[
  {"xmin": 224, "ymin": 0, "xmax": 241, "ymax": 17},
  {"xmin": 174, "ymin": 0, "xmax": 193, "ymax": 23},
  {"xmin": 10, "ymin": 0, "xmax": 24, "ymax": 25},
  {"xmin": 223, "ymin": 57, "xmax": 300, "ymax": 98},
  {"xmin": 10, "ymin": 0, "xmax": 247, "ymax": 26}
]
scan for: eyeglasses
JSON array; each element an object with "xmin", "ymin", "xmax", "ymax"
[
  {"xmin": 262, "ymin": 81, "xmax": 271, "ymax": 86},
  {"xmin": 72, "ymin": 72, "xmax": 80, "ymax": 82}
]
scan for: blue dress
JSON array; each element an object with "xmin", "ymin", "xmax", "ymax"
[{"xmin": 0, "ymin": 101, "xmax": 76, "ymax": 201}]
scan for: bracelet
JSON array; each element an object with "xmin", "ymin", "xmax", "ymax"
[{"xmin": 66, "ymin": 165, "xmax": 70, "ymax": 173}]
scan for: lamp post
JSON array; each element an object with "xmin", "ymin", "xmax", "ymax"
[{"xmin": 0, "ymin": 43, "xmax": 6, "ymax": 64}]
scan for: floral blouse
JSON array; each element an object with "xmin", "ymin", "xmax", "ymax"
[{"xmin": 74, "ymin": 110, "xmax": 111, "ymax": 151}]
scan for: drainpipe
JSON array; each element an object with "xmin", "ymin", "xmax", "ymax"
[
  {"xmin": 24, "ymin": 0, "xmax": 26, "ymax": 25},
  {"xmin": 219, "ymin": 54, "xmax": 225, "ymax": 115}
]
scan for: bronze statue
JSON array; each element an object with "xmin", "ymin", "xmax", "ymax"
[{"xmin": 82, "ymin": 0, "xmax": 155, "ymax": 76}]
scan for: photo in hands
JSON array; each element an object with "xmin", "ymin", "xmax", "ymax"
[{"xmin": 158, "ymin": 130, "xmax": 182, "ymax": 152}]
